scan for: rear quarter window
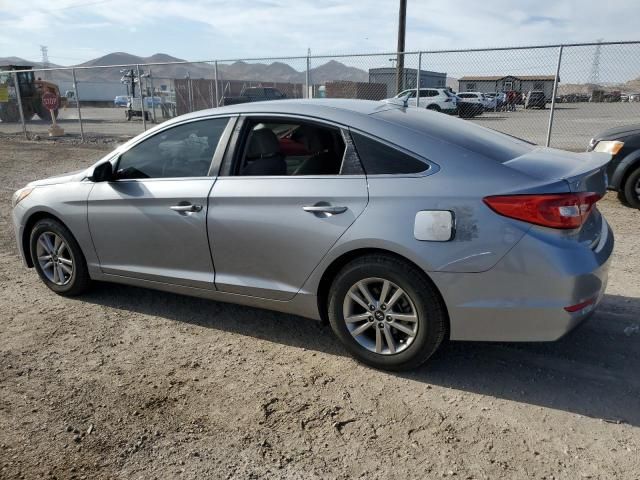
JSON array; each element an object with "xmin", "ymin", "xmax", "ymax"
[{"xmin": 351, "ymin": 132, "xmax": 428, "ymax": 175}]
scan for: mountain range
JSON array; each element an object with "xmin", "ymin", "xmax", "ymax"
[{"xmin": 1, "ymin": 52, "xmax": 369, "ymax": 85}]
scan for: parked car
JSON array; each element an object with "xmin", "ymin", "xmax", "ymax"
[
  {"xmin": 223, "ymin": 87, "xmax": 286, "ymax": 106},
  {"xmin": 114, "ymin": 95, "xmax": 129, "ymax": 107},
  {"xmin": 144, "ymin": 96, "xmax": 163, "ymax": 108},
  {"xmin": 588, "ymin": 124, "xmax": 640, "ymax": 208},
  {"xmin": 456, "ymin": 92, "xmax": 486, "ymax": 117},
  {"xmin": 457, "ymin": 91, "xmax": 497, "ymax": 110},
  {"xmin": 11, "ymin": 99, "xmax": 613, "ymax": 370},
  {"xmin": 525, "ymin": 90, "xmax": 547, "ymax": 109},
  {"xmin": 484, "ymin": 92, "xmax": 505, "ymax": 109},
  {"xmin": 390, "ymin": 88, "xmax": 457, "ymax": 113}
]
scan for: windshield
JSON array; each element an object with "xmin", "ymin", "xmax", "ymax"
[{"xmin": 373, "ymin": 107, "xmax": 534, "ymax": 163}]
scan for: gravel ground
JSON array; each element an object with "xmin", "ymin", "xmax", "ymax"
[{"xmin": 1, "ymin": 137, "xmax": 639, "ymax": 480}]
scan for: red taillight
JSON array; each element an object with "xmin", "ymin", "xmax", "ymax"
[
  {"xmin": 483, "ymin": 192, "xmax": 602, "ymax": 229},
  {"xmin": 564, "ymin": 297, "xmax": 596, "ymax": 312}
]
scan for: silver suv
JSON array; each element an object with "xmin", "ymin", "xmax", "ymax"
[{"xmin": 391, "ymin": 88, "xmax": 457, "ymax": 112}]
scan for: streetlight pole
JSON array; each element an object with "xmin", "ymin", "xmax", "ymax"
[{"xmin": 395, "ymin": 0, "xmax": 407, "ymax": 94}]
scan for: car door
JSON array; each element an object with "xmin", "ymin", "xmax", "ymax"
[
  {"xmin": 87, "ymin": 116, "xmax": 234, "ymax": 289},
  {"xmin": 208, "ymin": 115, "xmax": 369, "ymax": 301}
]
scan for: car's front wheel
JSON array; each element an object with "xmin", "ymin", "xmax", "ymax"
[
  {"xmin": 328, "ymin": 254, "xmax": 446, "ymax": 370},
  {"xmin": 621, "ymin": 167, "xmax": 640, "ymax": 209},
  {"xmin": 29, "ymin": 218, "xmax": 90, "ymax": 296}
]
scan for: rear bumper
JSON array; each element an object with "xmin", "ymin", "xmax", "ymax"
[{"xmin": 432, "ymin": 218, "xmax": 614, "ymax": 341}]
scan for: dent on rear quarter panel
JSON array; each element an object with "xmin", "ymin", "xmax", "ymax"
[{"xmin": 326, "ymin": 176, "xmax": 530, "ymax": 274}]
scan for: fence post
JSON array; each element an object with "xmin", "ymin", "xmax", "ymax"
[
  {"xmin": 136, "ymin": 64, "xmax": 147, "ymax": 131},
  {"xmin": 149, "ymin": 67, "xmax": 156, "ymax": 124},
  {"xmin": 416, "ymin": 52, "xmax": 422, "ymax": 108},
  {"xmin": 12, "ymin": 72, "xmax": 28, "ymax": 139},
  {"xmin": 214, "ymin": 61, "xmax": 219, "ymax": 106},
  {"xmin": 71, "ymin": 68, "xmax": 84, "ymax": 142},
  {"xmin": 305, "ymin": 54, "xmax": 310, "ymax": 99},
  {"xmin": 546, "ymin": 45, "xmax": 563, "ymax": 147}
]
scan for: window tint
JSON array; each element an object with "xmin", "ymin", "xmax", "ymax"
[
  {"xmin": 351, "ymin": 132, "xmax": 427, "ymax": 175},
  {"xmin": 235, "ymin": 120, "xmax": 347, "ymax": 176},
  {"xmin": 419, "ymin": 89, "xmax": 437, "ymax": 97},
  {"xmin": 116, "ymin": 118, "xmax": 228, "ymax": 179}
]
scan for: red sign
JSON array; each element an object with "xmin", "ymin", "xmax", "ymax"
[{"xmin": 42, "ymin": 92, "xmax": 59, "ymax": 111}]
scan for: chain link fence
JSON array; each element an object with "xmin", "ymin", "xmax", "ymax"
[{"xmin": 1, "ymin": 41, "xmax": 639, "ymax": 151}]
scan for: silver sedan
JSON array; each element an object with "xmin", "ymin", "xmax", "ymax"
[{"xmin": 11, "ymin": 99, "xmax": 614, "ymax": 370}]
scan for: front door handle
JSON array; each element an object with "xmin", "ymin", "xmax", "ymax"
[
  {"xmin": 303, "ymin": 205, "xmax": 348, "ymax": 215},
  {"xmin": 170, "ymin": 204, "xmax": 203, "ymax": 213}
]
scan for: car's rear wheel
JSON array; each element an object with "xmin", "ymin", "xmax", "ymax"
[
  {"xmin": 621, "ymin": 167, "xmax": 640, "ymax": 209},
  {"xmin": 29, "ymin": 218, "xmax": 90, "ymax": 296},
  {"xmin": 426, "ymin": 104, "xmax": 441, "ymax": 112},
  {"xmin": 328, "ymin": 254, "xmax": 446, "ymax": 370}
]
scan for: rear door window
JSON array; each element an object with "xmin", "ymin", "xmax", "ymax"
[{"xmin": 230, "ymin": 118, "xmax": 356, "ymax": 176}]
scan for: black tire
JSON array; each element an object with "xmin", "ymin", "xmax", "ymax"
[
  {"xmin": 621, "ymin": 167, "xmax": 640, "ymax": 209},
  {"xmin": 29, "ymin": 218, "xmax": 90, "ymax": 296},
  {"xmin": 327, "ymin": 254, "xmax": 446, "ymax": 371},
  {"xmin": 426, "ymin": 104, "xmax": 441, "ymax": 112},
  {"xmin": 126, "ymin": 110, "xmax": 131, "ymax": 121},
  {"xmin": 617, "ymin": 190, "xmax": 631, "ymax": 207}
]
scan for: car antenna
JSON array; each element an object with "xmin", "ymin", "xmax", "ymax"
[{"xmin": 381, "ymin": 91, "xmax": 412, "ymax": 108}]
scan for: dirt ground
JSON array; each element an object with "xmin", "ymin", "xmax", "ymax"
[{"xmin": 1, "ymin": 136, "xmax": 639, "ymax": 480}]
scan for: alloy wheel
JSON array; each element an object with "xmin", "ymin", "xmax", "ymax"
[
  {"xmin": 342, "ymin": 277, "xmax": 418, "ymax": 355},
  {"xmin": 36, "ymin": 231, "xmax": 74, "ymax": 286}
]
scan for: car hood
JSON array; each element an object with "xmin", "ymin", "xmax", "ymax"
[
  {"xmin": 27, "ymin": 168, "xmax": 89, "ymax": 187},
  {"xmin": 593, "ymin": 124, "xmax": 640, "ymax": 141}
]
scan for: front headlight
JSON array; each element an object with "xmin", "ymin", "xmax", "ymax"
[
  {"xmin": 12, "ymin": 187, "xmax": 34, "ymax": 208},
  {"xmin": 593, "ymin": 140, "xmax": 624, "ymax": 155}
]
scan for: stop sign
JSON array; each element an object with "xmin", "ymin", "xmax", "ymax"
[{"xmin": 42, "ymin": 92, "xmax": 59, "ymax": 111}]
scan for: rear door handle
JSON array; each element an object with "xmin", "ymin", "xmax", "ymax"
[
  {"xmin": 303, "ymin": 205, "xmax": 348, "ymax": 215},
  {"xmin": 170, "ymin": 204, "xmax": 203, "ymax": 213}
]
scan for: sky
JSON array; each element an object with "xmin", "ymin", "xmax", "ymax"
[
  {"xmin": 1, "ymin": 0, "xmax": 639, "ymax": 63},
  {"xmin": 0, "ymin": 0, "xmax": 639, "ymax": 83}
]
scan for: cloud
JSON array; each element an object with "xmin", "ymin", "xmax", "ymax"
[
  {"xmin": 1, "ymin": 0, "xmax": 639, "ymax": 64},
  {"xmin": 520, "ymin": 15, "xmax": 567, "ymax": 27}
]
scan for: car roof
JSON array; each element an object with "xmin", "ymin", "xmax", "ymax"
[
  {"xmin": 176, "ymin": 99, "xmax": 403, "ymax": 125},
  {"xmin": 155, "ymin": 98, "xmax": 534, "ymax": 169}
]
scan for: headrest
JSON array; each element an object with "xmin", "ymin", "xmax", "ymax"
[
  {"xmin": 247, "ymin": 128, "xmax": 280, "ymax": 158},
  {"xmin": 300, "ymin": 126, "xmax": 328, "ymax": 153}
]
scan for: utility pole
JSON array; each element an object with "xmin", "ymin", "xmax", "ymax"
[{"xmin": 395, "ymin": 0, "xmax": 407, "ymax": 94}]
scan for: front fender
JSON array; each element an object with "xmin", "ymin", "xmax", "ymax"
[{"xmin": 14, "ymin": 183, "xmax": 99, "ymax": 275}]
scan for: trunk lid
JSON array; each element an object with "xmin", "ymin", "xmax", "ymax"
[{"xmin": 502, "ymin": 147, "xmax": 610, "ymax": 195}]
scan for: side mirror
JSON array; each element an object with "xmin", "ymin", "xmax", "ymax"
[{"xmin": 91, "ymin": 161, "xmax": 114, "ymax": 182}]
